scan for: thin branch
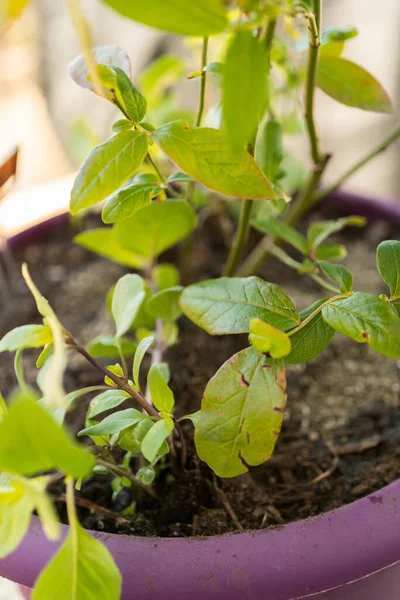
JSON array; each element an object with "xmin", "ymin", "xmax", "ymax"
[
  {"xmin": 58, "ymin": 493, "xmax": 132, "ymax": 523},
  {"xmin": 213, "ymin": 475, "xmax": 243, "ymax": 531},
  {"xmin": 146, "ymin": 153, "xmax": 180, "ymax": 198},
  {"xmin": 66, "ymin": 334, "xmax": 159, "ymax": 419},
  {"xmin": 96, "ymin": 458, "xmax": 158, "ymax": 499},
  {"xmin": 304, "ymin": 1, "xmax": 322, "ymax": 165},
  {"xmin": 195, "ymin": 36, "xmax": 209, "ymax": 127},
  {"xmin": 174, "ymin": 421, "xmax": 188, "ymax": 468}
]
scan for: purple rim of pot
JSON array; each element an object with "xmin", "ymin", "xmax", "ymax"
[{"xmin": 1, "ymin": 190, "xmax": 400, "ymax": 600}]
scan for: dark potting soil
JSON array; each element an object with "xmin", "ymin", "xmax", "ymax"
[{"xmin": 1, "ymin": 212, "xmax": 400, "ymax": 537}]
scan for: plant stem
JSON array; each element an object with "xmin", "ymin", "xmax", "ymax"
[
  {"xmin": 67, "ymin": 0, "xmax": 104, "ymax": 98},
  {"xmin": 304, "ymin": 0, "xmax": 322, "ymax": 165},
  {"xmin": 223, "ymin": 196, "xmax": 255, "ymax": 276},
  {"xmin": 195, "ymin": 36, "xmax": 209, "ymax": 127},
  {"xmin": 59, "ymin": 493, "xmax": 131, "ymax": 522},
  {"xmin": 96, "ymin": 458, "xmax": 158, "ymax": 498},
  {"xmin": 174, "ymin": 421, "xmax": 187, "ymax": 468},
  {"xmin": 66, "ymin": 476, "xmax": 79, "ymax": 595},
  {"xmin": 147, "ymin": 153, "xmax": 180, "ymax": 198},
  {"xmin": 181, "ymin": 36, "xmax": 209, "ymax": 284},
  {"xmin": 287, "ymin": 294, "xmax": 347, "ymax": 337},
  {"xmin": 66, "ymin": 335, "xmax": 159, "ymax": 419},
  {"xmin": 314, "ymin": 123, "xmax": 400, "ymax": 204}
]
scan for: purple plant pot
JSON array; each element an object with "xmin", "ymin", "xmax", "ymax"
[{"xmin": 1, "ymin": 191, "xmax": 400, "ymax": 599}]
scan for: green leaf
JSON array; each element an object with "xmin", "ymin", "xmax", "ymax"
[
  {"xmin": 36, "ymin": 344, "xmax": 53, "ymax": 369},
  {"xmin": 152, "ymin": 263, "xmax": 180, "ymax": 290},
  {"xmin": 307, "ymin": 216, "xmax": 366, "ymax": 248},
  {"xmin": 0, "ymin": 393, "xmax": 7, "ymax": 423},
  {"xmin": 0, "ymin": 324, "xmax": 53, "ymax": 352},
  {"xmin": 285, "ymin": 299, "xmax": 335, "ymax": 364},
  {"xmin": 167, "ymin": 172, "xmax": 193, "ymax": 184},
  {"xmin": 87, "ymin": 390, "xmax": 130, "ymax": 420},
  {"xmin": 319, "ymin": 261, "xmax": 353, "ymax": 293},
  {"xmin": 100, "ymin": 0, "xmax": 228, "ymax": 37},
  {"xmin": 74, "ymin": 228, "xmax": 147, "ymax": 268},
  {"xmin": 195, "ymin": 347, "xmax": 286, "ymax": 478},
  {"xmin": 255, "ymin": 118, "xmax": 284, "ymax": 183},
  {"xmin": 317, "ymin": 56, "xmax": 392, "ymax": 113},
  {"xmin": 132, "ymin": 336, "xmax": 155, "ymax": 391},
  {"xmin": 376, "ymin": 240, "xmax": 400, "ymax": 299},
  {"xmin": 70, "ymin": 130, "xmax": 148, "ymax": 215},
  {"xmin": 141, "ymin": 417, "xmax": 174, "ymax": 463},
  {"xmin": 112, "ymin": 119, "xmax": 133, "ymax": 133},
  {"xmin": 146, "ymin": 286, "xmax": 183, "ymax": 322},
  {"xmin": 0, "ymin": 396, "xmax": 94, "ymax": 478},
  {"xmin": 102, "ymin": 181, "xmax": 161, "ymax": 223},
  {"xmin": 97, "ymin": 65, "xmax": 147, "ymax": 122},
  {"xmin": 79, "ymin": 408, "xmax": 147, "ymax": 437},
  {"xmin": 154, "ymin": 121, "xmax": 276, "ymax": 200},
  {"xmin": 112, "ymin": 274, "xmax": 146, "ymax": 338},
  {"xmin": 69, "ymin": 45, "xmax": 131, "ymax": 98},
  {"xmin": 203, "ymin": 61, "xmax": 224, "ymax": 76},
  {"xmin": 316, "ymin": 243, "xmax": 347, "ymax": 261},
  {"xmin": 223, "ymin": 29, "xmax": 267, "ymax": 149},
  {"xmin": 249, "ymin": 319, "xmax": 291, "ymax": 358},
  {"xmin": 252, "ymin": 216, "xmax": 308, "ymax": 254},
  {"xmin": 32, "ymin": 520, "xmax": 121, "ymax": 600},
  {"xmin": 0, "ymin": 482, "xmax": 35, "ymax": 559},
  {"xmin": 87, "ymin": 335, "xmax": 136, "ymax": 359},
  {"xmin": 114, "ymin": 200, "xmax": 197, "ymax": 264},
  {"xmin": 136, "ymin": 465, "xmax": 155, "ymax": 485},
  {"xmin": 180, "ymin": 276, "xmax": 299, "ymax": 335},
  {"xmin": 322, "ymin": 292, "xmax": 400, "ymax": 359},
  {"xmin": 147, "ymin": 364, "xmax": 175, "ymax": 413}
]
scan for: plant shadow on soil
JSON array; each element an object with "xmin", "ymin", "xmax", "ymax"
[{"xmin": 1, "ymin": 211, "xmax": 400, "ymax": 537}]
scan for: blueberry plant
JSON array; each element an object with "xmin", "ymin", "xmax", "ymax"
[{"xmin": 2, "ymin": 0, "xmax": 400, "ymax": 597}]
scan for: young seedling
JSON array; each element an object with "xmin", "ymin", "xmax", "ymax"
[{"xmin": 1, "ymin": 1, "xmax": 400, "ymax": 597}]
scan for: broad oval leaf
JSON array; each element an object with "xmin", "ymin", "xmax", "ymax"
[
  {"xmin": 319, "ymin": 261, "xmax": 353, "ymax": 293},
  {"xmin": 32, "ymin": 521, "xmax": 121, "ymax": 600},
  {"xmin": 0, "ymin": 324, "xmax": 53, "ymax": 352},
  {"xmin": 195, "ymin": 347, "xmax": 287, "ymax": 478},
  {"xmin": 252, "ymin": 216, "xmax": 308, "ymax": 254},
  {"xmin": 97, "ymin": 65, "xmax": 147, "ymax": 122},
  {"xmin": 87, "ymin": 335, "xmax": 136, "ymax": 359},
  {"xmin": 102, "ymin": 181, "xmax": 161, "ymax": 223},
  {"xmin": 0, "ymin": 396, "xmax": 94, "ymax": 479},
  {"xmin": 115, "ymin": 200, "xmax": 197, "ymax": 263},
  {"xmin": 146, "ymin": 286, "xmax": 183, "ymax": 321},
  {"xmin": 152, "ymin": 263, "xmax": 180, "ymax": 291},
  {"xmin": 317, "ymin": 56, "xmax": 392, "ymax": 113},
  {"xmin": 286, "ymin": 299, "xmax": 335, "ymax": 364},
  {"xmin": 0, "ymin": 487, "xmax": 35, "ymax": 559},
  {"xmin": 74, "ymin": 228, "xmax": 147, "ymax": 268},
  {"xmin": 255, "ymin": 118, "xmax": 284, "ymax": 183},
  {"xmin": 112, "ymin": 274, "xmax": 146, "ymax": 338},
  {"xmin": 180, "ymin": 276, "xmax": 299, "ymax": 335},
  {"xmin": 87, "ymin": 390, "xmax": 130, "ymax": 420},
  {"xmin": 376, "ymin": 240, "xmax": 400, "ymax": 299},
  {"xmin": 101, "ymin": 0, "xmax": 228, "ymax": 37},
  {"xmin": 141, "ymin": 417, "xmax": 174, "ymax": 463},
  {"xmin": 322, "ymin": 292, "xmax": 400, "ymax": 358},
  {"xmin": 147, "ymin": 364, "xmax": 175, "ymax": 413},
  {"xmin": 79, "ymin": 408, "xmax": 147, "ymax": 437},
  {"xmin": 70, "ymin": 130, "xmax": 148, "ymax": 215},
  {"xmin": 249, "ymin": 319, "xmax": 291, "ymax": 358},
  {"xmin": 154, "ymin": 121, "xmax": 276, "ymax": 200},
  {"xmin": 223, "ymin": 29, "xmax": 267, "ymax": 149}
]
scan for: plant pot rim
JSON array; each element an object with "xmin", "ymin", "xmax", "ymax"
[{"xmin": 1, "ymin": 189, "xmax": 400, "ymax": 600}]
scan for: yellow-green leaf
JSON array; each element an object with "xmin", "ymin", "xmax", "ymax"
[
  {"xmin": 317, "ymin": 56, "xmax": 392, "ymax": 113},
  {"xmin": 101, "ymin": 0, "xmax": 228, "ymax": 37},
  {"xmin": 154, "ymin": 121, "xmax": 276, "ymax": 200},
  {"xmin": 70, "ymin": 131, "xmax": 148, "ymax": 215},
  {"xmin": 195, "ymin": 347, "xmax": 286, "ymax": 477},
  {"xmin": 249, "ymin": 318, "xmax": 291, "ymax": 358}
]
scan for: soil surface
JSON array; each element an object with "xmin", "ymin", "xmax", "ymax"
[{"xmin": 1, "ymin": 212, "xmax": 400, "ymax": 537}]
